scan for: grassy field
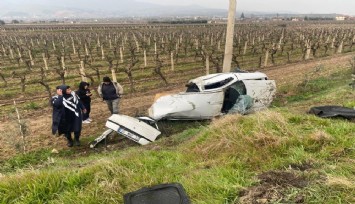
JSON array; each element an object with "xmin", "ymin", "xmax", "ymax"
[{"xmin": 0, "ymin": 67, "xmax": 354, "ymax": 203}]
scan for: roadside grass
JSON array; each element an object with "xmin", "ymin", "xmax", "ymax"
[
  {"xmin": 0, "ymin": 149, "xmax": 52, "ymax": 173},
  {"xmin": 273, "ymin": 68, "xmax": 353, "ymax": 106},
  {"xmin": 0, "ymin": 71, "xmax": 354, "ymax": 203}
]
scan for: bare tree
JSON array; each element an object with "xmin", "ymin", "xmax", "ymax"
[
  {"xmin": 38, "ymin": 66, "xmax": 52, "ymax": 106},
  {"xmin": 12, "ymin": 71, "xmax": 27, "ymax": 93},
  {"xmin": 0, "ymin": 62, "xmax": 7, "ymax": 87},
  {"xmin": 55, "ymin": 56, "xmax": 66, "ymax": 84},
  {"xmin": 124, "ymin": 41, "xmax": 139, "ymax": 92},
  {"xmin": 0, "ymin": 71, "xmax": 7, "ymax": 87},
  {"xmin": 154, "ymin": 53, "xmax": 168, "ymax": 85},
  {"xmin": 84, "ymin": 55, "xmax": 101, "ymax": 83},
  {"xmin": 350, "ymin": 56, "xmax": 355, "ymax": 90}
]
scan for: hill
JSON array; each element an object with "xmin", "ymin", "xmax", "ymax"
[{"xmin": 0, "ymin": 0, "xmax": 225, "ymax": 19}]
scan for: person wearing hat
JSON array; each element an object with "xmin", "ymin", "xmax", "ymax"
[
  {"xmin": 76, "ymin": 81, "xmax": 92, "ymax": 124},
  {"xmin": 52, "ymin": 85, "xmax": 86, "ymax": 147},
  {"xmin": 97, "ymin": 76, "xmax": 123, "ymax": 114}
]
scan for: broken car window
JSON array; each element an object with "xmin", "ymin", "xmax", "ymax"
[
  {"xmin": 204, "ymin": 77, "xmax": 234, "ymax": 90},
  {"xmin": 186, "ymin": 83, "xmax": 200, "ymax": 92}
]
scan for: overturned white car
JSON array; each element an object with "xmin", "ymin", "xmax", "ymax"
[{"xmin": 148, "ymin": 71, "xmax": 276, "ymax": 120}]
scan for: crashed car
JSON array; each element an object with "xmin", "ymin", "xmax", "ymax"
[{"xmin": 148, "ymin": 71, "xmax": 276, "ymax": 120}]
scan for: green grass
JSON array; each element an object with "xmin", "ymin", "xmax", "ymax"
[
  {"xmin": 0, "ymin": 149, "xmax": 52, "ymax": 173},
  {"xmin": 273, "ymin": 68, "xmax": 353, "ymax": 106},
  {"xmin": 0, "ymin": 69, "xmax": 354, "ymax": 203}
]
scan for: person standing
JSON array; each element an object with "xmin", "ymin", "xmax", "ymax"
[
  {"xmin": 52, "ymin": 85, "xmax": 86, "ymax": 147},
  {"xmin": 76, "ymin": 81, "xmax": 92, "ymax": 124},
  {"xmin": 97, "ymin": 76, "xmax": 123, "ymax": 114}
]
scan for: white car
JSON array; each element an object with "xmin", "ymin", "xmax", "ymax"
[{"xmin": 148, "ymin": 71, "xmax": 276, "ymax": 120}]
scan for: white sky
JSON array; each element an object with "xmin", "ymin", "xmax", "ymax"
[{"xmin": 138, "ymin": 0, "xmax": 355, "ymax": 15}]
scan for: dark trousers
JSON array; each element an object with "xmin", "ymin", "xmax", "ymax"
[
  {"xmin": 82, "ymin": 102, "xmax": 91, "ymax": 120},
  {"xmin": 65, "ymin": 132, "xmax": 80, "ymax": 141}
]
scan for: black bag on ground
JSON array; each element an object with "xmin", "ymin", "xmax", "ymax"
[
  {"xmin": 124, "ymin": 183, "xmax": 190, "ymax": 204},
  {"xmin": 309, "ymin": 106, "xmax": 355, "ymax": 120}
]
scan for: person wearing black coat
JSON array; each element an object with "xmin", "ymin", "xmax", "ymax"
[
  {"xmin": 52, "ymin": 85, "xmax": 86, "ymax": 147},
  {"xmin": 76, "ymin": 81, "xmax": 92, "ymax": 123}
]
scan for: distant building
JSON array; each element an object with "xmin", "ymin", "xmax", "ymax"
[
  {"xmin": 272, "ymin": 17, "xmax": 284, "ymax": 21},
  {"xmin": 335, "ymin": 16, "xmax": 345, "ymax": 21}
]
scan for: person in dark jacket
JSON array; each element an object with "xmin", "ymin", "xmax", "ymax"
[
  {"xmin": 97, "ymin": 76, "xmax": 123, "ymax": 114},
  {"xmin": 52, "ymin": 85, "xmax": 86, "ymax": 147},
  {"xmin": 76, "ymin": 81, "xmax": 92, "ymax": 123}
]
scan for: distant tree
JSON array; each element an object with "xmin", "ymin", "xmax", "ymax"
[
  {"xmin": 304, "ymin": 16, "xmax": 309, "ymax": 21},
  {"xmin": 0, "ymin": 20, "xmax": 5, "ymax": 25},
  {"xmin": 11, "ymin": 20, "xmax": 20, "ymax": 24},
  {"xmin": 240, "ymin": 12, "xmax": 245, "ymax": 19}
]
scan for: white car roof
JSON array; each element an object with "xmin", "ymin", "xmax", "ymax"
[{"xmin": 188, "ymin": 72, "xmax": 268, "ymax": 91}]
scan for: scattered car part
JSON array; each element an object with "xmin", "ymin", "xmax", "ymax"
[{"xmin": 90, "ymin": 114, "xmax": 161, "ymax": 148}]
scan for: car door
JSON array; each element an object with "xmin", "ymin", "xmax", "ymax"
[{"xmin": 242, "ymin": 80, "xmax": 277, "ymax": 110}]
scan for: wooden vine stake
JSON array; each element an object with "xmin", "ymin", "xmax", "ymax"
[
  {"xmin": 120, "ymin": 47, "xmax": 124, "ymax": 63},
  {"xmin": 42, "ymin": 53, "xmax": 48, "ymax": 70},
  {"xmin": 14, "ymin": 100, "xmax": 26, "ymax": 153},
  {"xmin": 170, "ymin": 52, "xmax": 174, "ymax": 71},
  {"xmin": 111, "ymin": 69, "xmax": 117, "ymax": 82},
  {"xmin": 264, "ymin": 49, "xmax": 269, "ymax": 67},
  {"xmin": 206, "ymin": 56, "xmax": 210, "ymax": 75},
  {"xmin": 144, "ymin": 50, "xmax": 147, "ymax": 67},
  {"xmin": 29, "ymin": 50, "xmax": 34, "ymax": 66},
  {"xmin": 17, "ymin": 48, "xmax": 23, "ymax": 62},
  {"xmin": 80, "ymin": 61, "xmax": 87, "ymax": 82}
]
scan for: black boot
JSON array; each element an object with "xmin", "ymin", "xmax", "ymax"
[
  {"xmin": 74, "ymin": 132, "xmax": 81, "ymax": 146},
  {"xmin": 65, "ymin": 133, "xmax": 73, "ymax": 147}
]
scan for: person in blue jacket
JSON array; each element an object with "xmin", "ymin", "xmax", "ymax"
[{"xmin": 52, "ymin": 85, "xmax": 86, "ymax": 147}]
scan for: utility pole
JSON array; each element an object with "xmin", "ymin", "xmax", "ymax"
[{"xmin": 222, "ymin": 0, "xmax": 237, "ymax": 73}]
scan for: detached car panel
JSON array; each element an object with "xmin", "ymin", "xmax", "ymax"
[
  {"xmin": 243, "ymin": 80, "xmax": 277, "ymax": 110},
  {"xmin": 90, "ymin": 114, "xmax": 161, "ymax": 148}
]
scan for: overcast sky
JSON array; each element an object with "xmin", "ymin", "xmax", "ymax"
[{"xmin": 139, "ymin": 0, "xmax": 355, "ymax": 15}]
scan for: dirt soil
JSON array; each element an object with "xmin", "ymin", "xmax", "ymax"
[
  {"xmin": 238, "ymin": 170, "xmax": 308, "ymax": 204},
  {"xmin": 0, "ymin": 53, "xmax": 354, "ymax": 160}
]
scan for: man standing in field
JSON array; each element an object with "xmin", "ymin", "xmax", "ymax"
[{"xmin": 97, "ymin": 76, "xmax": 123, "ymax": 114}]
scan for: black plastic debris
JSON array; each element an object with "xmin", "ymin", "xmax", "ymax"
[
  {"xmin": 309, "ymin": 106, "xmax": 355, "ymax": 120},
  {"xmin": 124, "ymin": 183, "xmax": 190, "ymax": 204}
]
